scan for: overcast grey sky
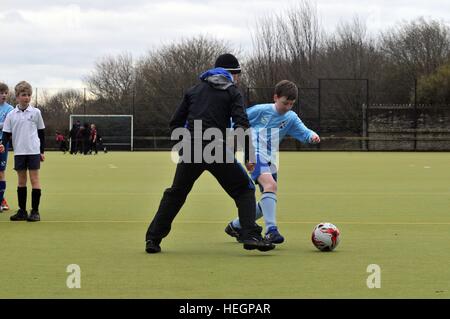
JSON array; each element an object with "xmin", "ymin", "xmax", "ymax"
[{"xmin": 1, "ymin": 0, "xmax": 449, "ymax": 88}]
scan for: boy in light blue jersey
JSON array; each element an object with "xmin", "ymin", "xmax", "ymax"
[
  {"xmin": 225, "ymin": 80, "xmax": 320, "ymax": 244},
  {"xmin": 0, "ymin": 83, "xmax": 14, "ymax": 212}
]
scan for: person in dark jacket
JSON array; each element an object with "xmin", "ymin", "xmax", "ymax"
[
  {"xmin": 81, "ymin": 122, "xmax": 91, "ymax": 155},
  {"xmin": 145, "ymin": 53, "xmax": 275, "ymax": 254},
  {"xmin": 69, "ymin": 121, "xmax": 80, "ymax": 154}
]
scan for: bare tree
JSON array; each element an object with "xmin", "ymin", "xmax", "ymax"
[
  {"xmin": 245, "ymin": 0, "xmax": 323, "ymax": 91},
  {"xmin": 84, "ymin": 53, "xmax": 135, "ymax": 112},
  {"xmin": 134, "ymin": 36, "xmax": 233, "ymax": 134},
  {"xmin": 381, "ymin": 17, "xmax": 450, "ymax": 79},
  {"xmin": 322, "ymin": 17, "xmax": 380, "ymax": 78},
  {"xmin": 39, "ymin": 89, "xmax": 85, "ymax": 135}
]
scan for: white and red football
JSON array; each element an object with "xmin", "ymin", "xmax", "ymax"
[{"xmin": 311, "ymin": 223, "xmax": 340, "ymax": 251}]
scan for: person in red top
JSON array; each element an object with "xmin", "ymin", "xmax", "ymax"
[
  {"xmin": 90, "ymin": 124, "xmax": 98, "ymax": 155},
  {"xmin": 55, "ymin": 131, "xmax": 67, "ymax": 154}
]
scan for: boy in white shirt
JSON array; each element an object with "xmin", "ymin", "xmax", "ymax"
[{"xmin": 0, "ymin": 81, "xmax": 45, "ymax": 222}]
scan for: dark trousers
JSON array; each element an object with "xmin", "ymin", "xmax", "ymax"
[
  {"xmin": 82, "ymin": 139, "xmax": 90, "ymax": 155},
  {"xmin": 146, "ymin": 160, "xmax": 258, "ymax": 242},
  {"xmin": 59, "ymin": 141, "xmax": 67, "ymax": 152},
  {"xmin": 70, "ymin": 139, "xmax": 78, "ymax": 154},
  {"xmin": 91, "ymin": 141, "xmax": 98, "ymax": 154}
]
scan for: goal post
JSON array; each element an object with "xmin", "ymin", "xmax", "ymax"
[{"xmin": 69, "ymin": 115, "xmax": 134, "ymax": 151}]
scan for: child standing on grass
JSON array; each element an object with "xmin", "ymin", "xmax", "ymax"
[
  {"xmin": 0, "ymin": 81, "xmax": 45, "ymax": 222},
  {"xmin": 55, "ymin": 131, "xmax": 67, "ymax": 154},
  {"xmin": 225, "ymin": 80, "xmax": 320, "ymax": 244},
  {"xmin": 0, "ymin": 82, "xmax": 14, "ymax": 213}
]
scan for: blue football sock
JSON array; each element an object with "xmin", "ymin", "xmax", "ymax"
[
  {"xmin": 231, "ymin": 218, "xmax": 241, "ymax": 229},
  {"xmin": 259, "ymin": 192, "xmax": 277, "ymax": 232},
  {"xmin": 231, "ymin": 202, "xmax": 264, "ymax": 229},
  {"xmin": 0, "ymin": 181, "xmax": 5, "ymax": 203},
  {"xmin": 255, "ymin": 202, "xmax": 263, "ymax": 220}
]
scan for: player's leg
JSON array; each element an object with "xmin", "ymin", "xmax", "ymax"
[
  {"xmin": 145, "ymin": 162, "xmax": 205, "ymax": 253},
  {"xmin": 208, "ymin": 161, "xmax": 274, "ymax": 251},
  {"xmin": 226, "ymin": 202, "xmax": 263, "ymax": 237},
  {"xmin": 10, "ymin": 155, "xmax": 29, "ymax": 221},
  {"xmin": 70, "ymin": 139, "xmax": 74, "ymax": 154},
  {"xmin": 28, "ymin": 159, "xmax": 42, "ymax": 222},
  {"xmin": 229, "ymin": 156, "xmax": 270, "ymax": 235},
  {"xmin": 0, "ymin": 147, "xmax": 9, "ymax": 212},
  {"xmin": 256, "ymin": 173, "xmax": 284, "ymax": 243},
  {"xmin": 77, "ymin": 139, "xmax": 82, "ymax": 154}
]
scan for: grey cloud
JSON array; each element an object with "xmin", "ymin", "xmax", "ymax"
[
  {"xmin": 1, "ymin": 0, "xmax": 449, "ymax": 88},
  {"xmin": 0, "ymin": 0, "xmax": 220, "ymax": 12}
]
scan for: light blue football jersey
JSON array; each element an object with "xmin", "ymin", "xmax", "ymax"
[
  {"xmin": 0, "ymin": 102, "xmax": 14, "ymax": 139},
  {"xmin": 246, "ymin": 103, "xmax": 316, "ymax": 163}
]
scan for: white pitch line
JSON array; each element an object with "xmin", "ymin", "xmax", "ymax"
[
  {"xmin": 35, "ymin": 192, "xmax": 450, "ymax": 196},
  {"xmin": 108, "ymin": 164, "xmax": 118, "ymax": 169},
  {"xmin": 0, "ymin": 220, "xmax": 449, "ymax": 225}
]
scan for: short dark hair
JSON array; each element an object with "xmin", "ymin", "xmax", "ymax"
[
  {"xmin": 274, "ymin": 80, "xmax": 298, "ymax": 101},
  {"xmin": 0, "ymin": 82, "xmax": 8, "ymax": 93}
]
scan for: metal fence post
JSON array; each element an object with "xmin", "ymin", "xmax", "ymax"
[
  {"xmin": 362, "ymin": 103, "xmax": 368, "ymax": 151},
  {"xmin": 83, "ymin": 88, "xmax": 87, "ymax": 115},
  {"xmin": 318, "ymin": 79, "xmax": 321, "ymax": 135},
  {"xmin": 413, "ymin": 78, "xmax": 418, "ymax": 151}
]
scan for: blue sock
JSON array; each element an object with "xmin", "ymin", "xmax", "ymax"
[
  {"xmin": 259, "ymin": 192, "xmax": 277, "ymax": 232},
  {"xmin": 0, "ymin": 181, "xmax": 5, "ymax": 203},
  {"xmin": 231, "ymin": 202, "xmax": 263, "ymax": 229}
]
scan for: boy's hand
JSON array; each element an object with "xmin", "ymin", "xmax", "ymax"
[
  {"xmin": 245, "ymin": 161, "xmax": 255, "ymax": 173},
  {"xmin": 40, "ymin": 154, "xmax": 45, "ymax": 162},
  {"xmin": 310, "ymin": 133, "xmax": 320, "ymax": 144},
  {"xmin": 0, "ymin": 144, "xmax": 4, "ymax": 153}
]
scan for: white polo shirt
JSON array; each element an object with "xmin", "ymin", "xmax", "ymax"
[{"xmin": 3, "ymin": 105, "xmax": 45, "ymax": 155}]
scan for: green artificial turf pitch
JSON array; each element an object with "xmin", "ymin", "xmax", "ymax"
[{"xmin": 0, "ymin": 151, "xmax": 449, "ymax": 298}]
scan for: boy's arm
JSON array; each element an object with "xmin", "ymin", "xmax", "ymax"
[
  {"xmin": 230, "ymin": 91, "xmax": 249, "ymax": 130},
  {"xmin": 288, "ymin": 114, "xmax": 320, "ymax": 144},
  {"xmin": 230, "ymin": 91, "xmax": 256, "ymax": 165},
  {"xmin": 0, "ymin": 113, "xmax": 12, "ymax": 151},
  {"xmin": 245, "ymin": 104, "xmax": 262, "ymax": 123},
  {"xmin": 2, "ymin": 112, "xmax": 11, "ymax": 134},
  {"xmin": 169, "ymin": 93, "xmax": 190, "ymax": 132},
  {"xmin": 0, "ymin": 108, "xmax": 13, "ymax": 131},
  {"xmin": 1, "ymin": 132, "xmax": 11, "ymax": 145},
  {"xmin": 38, "ymin": 129, "xmax": 45, "ymax": 154},
  {"xmin": 37, "ymin": 110, "xmax": 46, "ymax": 159},
  {"xmin": 0, "ymin": 132, "xmax": 11, "ymax": 153}
]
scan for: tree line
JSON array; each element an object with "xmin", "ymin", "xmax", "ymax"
[{"xmin": 35, "ymin": 1, "xmax": 450, "ymax": 136}]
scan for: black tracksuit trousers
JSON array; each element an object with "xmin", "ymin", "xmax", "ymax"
[{"xmin": 146, "ymin": 160, "xmax": 258, "ymax": 242}]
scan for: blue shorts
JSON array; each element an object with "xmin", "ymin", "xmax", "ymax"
[
  {"xmin": 0, "ymin": 147, "xmax": 9, "ymax": 172},
  {"xmin": 251, "ymin": 155, "xmax": 278, "ymax": 184},
  {"xmin": 14, "ymin": 154, "xmax": 41, "ymax": 171}
]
